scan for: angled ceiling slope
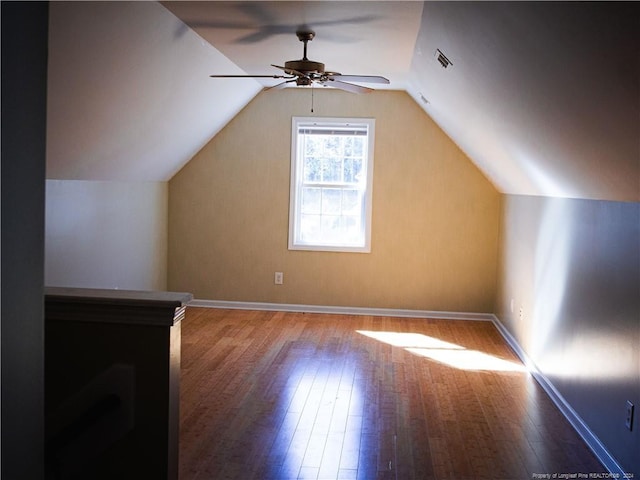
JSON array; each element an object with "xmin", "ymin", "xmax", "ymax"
[
  {"xmin": 162, "ymin": 1, "xmax": 423, "ymax": 91},
  {"xmin": 407, "ymin": 1, "xmax": 639, "ymax": 202},
  {"xmin": 47, "ymin": 1, "xmax": 262, "ymax": 181},
  {"xmin": 47, "ymin": 1, "xmax": 639, "ymax": 203}
]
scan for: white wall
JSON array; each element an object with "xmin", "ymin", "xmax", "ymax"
[
  {"xmin": 495, "ymin": 195, "xmax": 640, "ymax": 474},
  {"xmin": 45, "ymin": 180, "xmax": 168, "ymax": 290}
]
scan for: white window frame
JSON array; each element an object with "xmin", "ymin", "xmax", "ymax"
[{"xmin": 288, "ymin": 116, "xmax": 375, "ymax": 253}]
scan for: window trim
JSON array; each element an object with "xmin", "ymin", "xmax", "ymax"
[{"xmin": 288, "ymin": 116, "xmax": 375, "ymax": 253}]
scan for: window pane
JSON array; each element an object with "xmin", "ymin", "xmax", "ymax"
[
  {"xmin": 303, "ymin": 156, "xmax": 321, "ymax": 182},
  {"xmin": 300, "ymin": 214, "xmax": 320, "ymax": 242},
  {"xmin": 324, "ymin": 136, "xmax": 340, "ymax": 158},
  {"xmin": 342, "ymin": 189, "xmax": 360, "ymax": 214},
  {"xmin": 353, "ymin": 137, "xmax": 364, "ymax": 156},
  {"xmin": 344, "ymin": 158, "xmax": 363, "ymax": 184},
  {"xmin": 322, "ymin": 156, "xmax": 342, "ymax": 183},
  {"xmin": 343, "ymin": 215, "xmax": 362, "ymax": 242},
  {"xmin": 304, "ymin": 136, "xmax": 322, "ymax": 157},
  {"xmin": 320, "ymin": 215, "xmax": 342, "ymax": 242},
  {"xmin": 301, "ymin": 187, "xmax": 321, "ymax": 214},
  {"xmin": 322, "ymin": 188, "xmax": 342, "ymax": 214},
  {"xmin": 344, "ymin": 136, "xmax": 353, "ymax": 157}
]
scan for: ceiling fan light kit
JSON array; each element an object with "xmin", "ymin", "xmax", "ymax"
[{"xmin": 210, "ymin": 29, "xmax": 390, "ymax": 94}]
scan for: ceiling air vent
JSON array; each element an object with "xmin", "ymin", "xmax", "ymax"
[{"xmin": 435, "ymin": 49, "xmax": 452, "ymax": 69}]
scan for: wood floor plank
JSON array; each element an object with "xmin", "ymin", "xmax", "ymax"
[{"xmin": 179, "ymin": 308, "xmax": 604, "ymax": 480}]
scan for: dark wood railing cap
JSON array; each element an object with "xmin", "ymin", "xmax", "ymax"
[{"xmin": 45, "ymin": 287, "xmax": 193, "ymax": 327}]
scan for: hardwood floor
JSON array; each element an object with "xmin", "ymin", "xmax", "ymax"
[{"xmin": 179, "ymin": 307, "xmax": 603, "ymax": 480}]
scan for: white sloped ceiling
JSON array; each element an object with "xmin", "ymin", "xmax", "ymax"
[
  {"xmin": 47, "ymin": 1, "xmax": 639, "ymax": 203},
  {"xmin": 406, "ymin": 1, "xmax": 639, "ymax": 202},
  {"xmin": 46, "ymin": 1, "xmax": 262, "ymax": 181},
  {"xmin": 161, "ymin": 1, "xmax": 424, "ymax": 90}
]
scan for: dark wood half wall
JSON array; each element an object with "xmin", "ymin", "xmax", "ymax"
[{"xmin": 45, "ymin": 288, "xmax": 191, "ymax": 480}]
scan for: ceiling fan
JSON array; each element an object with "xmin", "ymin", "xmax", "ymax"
[{"xmin": 209, "ymin": 30, "xmax": 390, "ymax": 94}]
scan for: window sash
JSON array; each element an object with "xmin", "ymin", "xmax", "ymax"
[{"xmin": 289, "ymin": 117, "xmax": 375, "ymax": 253}]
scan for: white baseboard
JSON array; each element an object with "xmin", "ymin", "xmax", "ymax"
[
  {"xmin": 188, "ymin": 299, "xmax": 495, "ymax": 321},
  {"xmin": 490, "ymin": 315, "xmax": 627, "ymax": 477}
]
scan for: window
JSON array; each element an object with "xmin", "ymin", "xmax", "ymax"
[{"xmin": 289, "ymin": 117, "xmax": 375, "ymax": 252}]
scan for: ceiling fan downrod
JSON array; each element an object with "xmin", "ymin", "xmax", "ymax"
[
  {"xmin": 285, "ymin": 30, "xmax": 325, "ymax": 82},
  {"xmin": 296, "ymin": 30, "xmax": 315, "ymax": 61}
]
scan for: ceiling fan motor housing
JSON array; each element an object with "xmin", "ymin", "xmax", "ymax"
[{"xmin": 284, "ymin": 59, "xmax": 325, "ymax": 75}]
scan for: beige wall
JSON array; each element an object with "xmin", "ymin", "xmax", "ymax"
[{"xmin": 169, "ymin": 89, "xmax": 499, "ymax": 312}]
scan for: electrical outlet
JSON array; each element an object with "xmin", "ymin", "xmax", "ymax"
[
  {"xmin": 519, "ymin": 307, "xmax": 524, "ymax": 322},
  {"xmin": 274, "ymin": 272, "xmax": 283, "ymax": 285},
  {"xmin": 625, "ymin": 401, "xmax": 634, "ymax": 431}
]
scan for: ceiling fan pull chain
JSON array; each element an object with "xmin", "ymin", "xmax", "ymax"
[{"xmin": 311, "ymin": 83, "xmax": 314, "ymax": 113}]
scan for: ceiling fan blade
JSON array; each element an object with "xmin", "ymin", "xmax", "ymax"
[
  {"xmin": 323, "ymin": 79, "xmax": 374, "ymax": 94},
  {"xmin": 234, "ymin": 26, "xmax": 292, "ymax": 44},
  {"xmin": 236, "ymin": 3, "xmax": 278, "ymax": 25},
  {"xmin": 328, "ymin": 74, "xmax": 390, "ymax": 84},
  {"xmin": 209, "ymin": 74, "xmax": 291, "ymax": 79},
  {"xmin": 311, "ymin": 15, "xmax": 380, "ymax": 28},
  {"xmin": 271, "ymin": 64, "xmax": 305, "ymax": 77}
]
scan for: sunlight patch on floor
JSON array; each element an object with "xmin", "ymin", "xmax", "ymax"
[
  {"xmin": 279, "ymin": 363, "xmax": 362, "ymax": 479},
  {"xmin": 357, "ymin": 330, "xmax": 526, "ymax": 372}
]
